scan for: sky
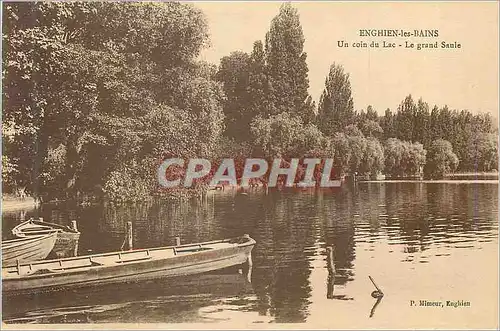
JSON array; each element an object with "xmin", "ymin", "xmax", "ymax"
[{"xmin": 194, "ymin": 1, "xmax": 499, "ymax": 117}]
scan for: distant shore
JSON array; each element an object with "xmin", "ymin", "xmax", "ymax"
[
  {"xmin": 361, "ymin": 171, "xmax": 498, "ymax": 183},
  {"xmin": 360, "ymin": 179, "xmax": 499, "ymax": 184},
  {"xmin": 2, "ymin": 197, "xmax": 38, "ymax": 212},
  {"xmin": 443, "ymin": 172, "xmax": 498, "ymax": 178},
  {"xmin": 2, "ymin": 171, "xmax": 498, "ymax": 211}
]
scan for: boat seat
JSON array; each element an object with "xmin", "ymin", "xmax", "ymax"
[
  {"xmin": 53, "ymin": 257, "xmax": 103, "ymax": 269},
  {"xmin": 173, "ymin": 246, "xmax": 212, "ymax": 255},
  {"xmin": 25, "ymin": 268, "xmax": 57, "ymax": 276},
  {"xmin": 8, "ymin": 258, "xmax": 104, "ymax": 276},
  {"xmin": 115, "ymin": 256, "xmax": 152, "ymax": 263},
  {"xmin": 17, "ymin": 262, "xmax": 100, "ymax": 276}
]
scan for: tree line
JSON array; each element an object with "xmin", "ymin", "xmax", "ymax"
[
  {"xmin": 215, "ymin": 4, "xmax": 498, "ymax": 180},
  {"xmin": 3, "ymin": 2, "xmax": 225, "ymax": 202},
  {"xmin": 2, "ymin": 3, "xmax": 498, "ymax": 202}
]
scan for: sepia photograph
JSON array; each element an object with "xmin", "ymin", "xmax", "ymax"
[{"xmin": 1, "ymin": 1, "xmax": 499, "ymax": 329}]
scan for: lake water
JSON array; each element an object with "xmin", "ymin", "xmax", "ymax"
[{"xmin": 2, "ymin": 182, "xmax": 499, "ymax": 328}]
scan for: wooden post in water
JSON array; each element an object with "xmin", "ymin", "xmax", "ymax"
[
  {"xmin": 326, "ymin": 246, "xmax": 335, "ymax": 273},
  {"xmin": 175, "ymin": 236, "xmax": 181, "ymax": 246},
  {"xmin": 126, "ymin": 221, "xmax": 133, "ymax": 251},
  {"xmin": 73, "ymin": 239, "xmax": 80, "ymax": 257},
  {"xmin": 326, "ymin": 246, "xmax": 335, "ymax": 299},
  {"xmin": 370, "ymin": 296, "xmax": 383, "ymax": 318},
  {"xmin": 245, "ymin": 251, "xmax": 253, "ymax": 282},
  {"xmin": 71, "ymin": 220, "xmax": 79, "ymax": 257}
]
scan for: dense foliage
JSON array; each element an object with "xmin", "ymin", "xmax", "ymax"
[
  {"xmin": 3, "ymin": 2, "xmax": 224, "ymax": 201},
  {"xmin": 316, "ymin": 63, "xmax": 355, "ymax": 136},
  {"xmin": 424, "ymin": 139, "xmax": 459, "ymax": 179},
  {"xmin": 3, "ymin": 3, "xmax": 498, "ymax": 202},
  {"xmin": 215, "ymin": 3, "xmax": 497, "ymax": 181}
]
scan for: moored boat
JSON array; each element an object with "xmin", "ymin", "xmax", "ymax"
[
  {"xmin": 2, "ymin": 234, "xmax": 256, "ymax": 296},
  {"xmin": 12, "ymin": 218, "xmax": 81, "ymax": 258},
  {"xmin": 2, "ymin": 232, "xmax": 58, "ymax": 267}
]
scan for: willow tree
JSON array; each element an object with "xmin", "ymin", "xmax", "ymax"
[{"xmin": 424, "ymin": 139, "xmax": 458, "ymax": 179}]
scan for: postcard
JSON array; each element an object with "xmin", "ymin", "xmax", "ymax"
[{"xmin": 2, "ymin": 1, "xmax": 498, "ymax": 329}]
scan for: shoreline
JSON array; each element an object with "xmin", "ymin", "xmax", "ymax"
[
  {"xmin": 443, "ymin": 171, "xmax": 499, "ymax": 176},
  {"xmin": 359, "ymin": 179, "xmax": 499, "ymax": 184},
  {"xmin": 2, "ymin": 174, "xmax": 498, "ymax": 211},
  {"xmin": 1, "ymin": 198, "xmax": 38, "ymax": 212}
]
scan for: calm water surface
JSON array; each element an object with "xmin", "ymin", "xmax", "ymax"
[{"xmin": 2, "ymin": 182, "xmax": 498, "ymax": 328}]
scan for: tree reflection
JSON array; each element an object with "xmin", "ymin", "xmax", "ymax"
[
  {"xmin": 2, "ymin": 182, "xmax": 497, "ymax": 323},
  {"xmin": 249, "ymin": 191, "xmax": 317, "ymax": 323},
  {"xmin": 322, "ymin": 188, "xmax": 356, "ymax": 287}
]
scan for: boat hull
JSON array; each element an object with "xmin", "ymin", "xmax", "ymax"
[
  {"xmin": 52, "ymin": 232, "xmax": 80, "ymax": 258},
  {"xmin": 2, "ymin": 236, "xmax": 255, "ymax": 296},
  {"xmin": 2, "ymin": 233, "xmax": 58, "ymax": 267},
  {"xmin": 12, "ymin": 220, "xmax": 81, "ymax": 258}
]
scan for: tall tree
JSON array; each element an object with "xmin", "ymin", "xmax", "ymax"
[
  {"xmin": 264, "ymin": 3, "xmax": 312, "ymax": 119},
  {"xmin": 317, "ymin": 63, "xmax": 355, "ymax": 136},
  {"xmin": 366, "ymin": 105, "xmax": 378, "ymax": 121},
  {"xmin": 216, "ymin": 51, "xmax": 252, "ymax": 141},
  {"xmin": 247, "ymin": 40, "xmax": 273, "ymax": 119},
  {"xmin": 395, "ymin": 95, "xmax": 416, "ymax": 142},
  {"xmin": 428, "ymin": 105, "xmax": 440, "ymax": 140},
  {"xmin": 413, "ymin": 98, "xmax": 430, "ymax": 144},
  {"xmin": 381, "ymin": 108, "xmax": 395, "ymax": 139}
]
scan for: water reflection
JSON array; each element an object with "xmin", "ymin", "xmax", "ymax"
[
  {"xmin": 369, "ymin": 297, "xmax": 383, "ymax": 318},
  {"xmin": 2, "ymin": 182, "xmax": 498, "ymax": 325},
  {"xmin": 3, "ymin": 273, "xmax": 254, "ymax": 324}
]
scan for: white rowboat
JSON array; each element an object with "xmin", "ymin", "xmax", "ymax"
[{"xmin": 2, "ymin": 233, "xmax": 58, "ymax": 267}]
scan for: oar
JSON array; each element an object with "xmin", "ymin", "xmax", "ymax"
[{"xmin": 369, "ymin": 275, "xmax": 384, "ymax": 298}]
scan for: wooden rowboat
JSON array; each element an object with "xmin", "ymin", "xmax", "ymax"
[
  {"xmin": 2, "ymin": 232, "xmax": 58, "ymax": 267},
  {"xmin": 12, "ymin": 218, "xmax": 81, "ymax": 258},
  {"xmin": 12, "ymin": 218, "xmax": 79, "ymax": 237},
  {"xmin": 2, "ymin": 234, "xmax": 256, "ymax": 296}
]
